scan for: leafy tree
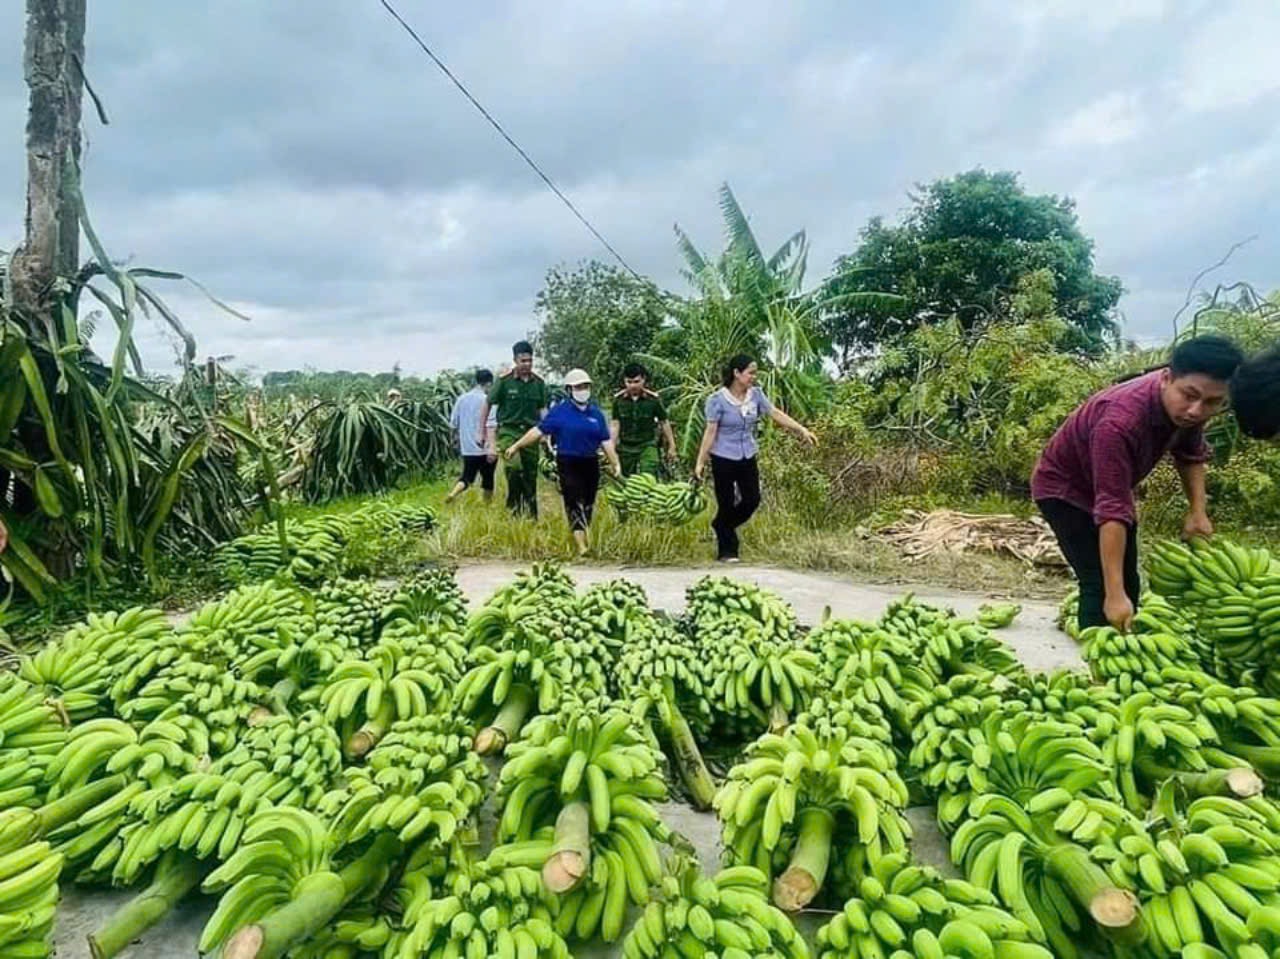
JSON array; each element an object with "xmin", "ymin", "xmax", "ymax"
[
  {"xmin": 532, "ymin": 260, "xmax": 671, "ymax": 389},
  {"xmin": 821, "ymin": 170, "xmax": 1123, "ymax": 366}
]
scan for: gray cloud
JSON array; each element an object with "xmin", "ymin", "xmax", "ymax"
[{"xmin": 1, "ymin": 0, "xmax": 1277, "ymax": 376}]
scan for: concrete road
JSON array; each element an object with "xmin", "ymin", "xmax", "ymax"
[{"xmin": 54, "ymin": 563, "xmax": 1080, "ymax": 958}]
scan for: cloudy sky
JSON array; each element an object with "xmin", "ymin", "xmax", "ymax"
[{"xmin": 1, "ymin": 0, "xmax": 1277, "ymax": 377}]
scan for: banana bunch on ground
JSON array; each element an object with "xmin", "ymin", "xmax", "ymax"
[
  {"xmin": 904, "ymin": 674, "xmax": 1007, "ymax": 808},
  {"xmin": 496, "ymin": 707, "xmax": 680, "ymax": 943},
  {"xmin": 382, "ymin": 566, "xmax": 470, "ymax": 634},
  {"xmin": 1058, "ymin": 590, "xmax": 1081, "ymax": 639},
  {"xmin": 1148, "ymin": 538, "xmax": 1280, "ymax": 687},
  {"xmin": 392, "ymin": 852, "xmax": 572, "ymax": 959},
  {"xmin": 917, "ymin": 619, "xmax": 1026, "ymax": 685},
  {"xmin": 120, "ymin": 660, "xmax": 267, "ymax": 755},
  {"xmin": 978, "ymin": 602, "xmax": 1022, "ymax": 630},
  {"xmin": 0, "ymin": 832, "xmax": 62, "ymax": 959},
  {"xmin": 1081, "ymin": 623, "xmax": 1202, "ymax": 694},
  {"xmin": 200, "ymin": 806, "xmax": 400, "ymax": 959},
  {"xmin": 620, "ymin": 858, "xmax": 811, "ymax": 959},
  {"xmin": 608, "ymin": 472, "xmax": 707, "ymax": 525},
  {"xmin": 878, "ymin": 594, "xmax": 955, "ymax": 638},
  {"xmin": 715, "ymin": 722, "xmax": 910, "ymax": 911},
  {"xmin": 324, "ymin": 715, "xmax": 487, "ymax": 849},
  {"xmin": 313, "ymin": 577, "xmax": 393, "ymax": 648},
  {"xmin": 615, "ymin": 615, "xmax": 717, "ymax": 809},
  {"xmin": 321, "ymin": 638, "xmax": 458, "ymax": 757},
  {"xmin": 1102, "ymin": 691, "xmax": 1263, "ymax": 813},
  {"xmin": 0, "ymin": 674, "xmax": 70, "ymax": 810},
  {"xmin": 687, "ymin": 577, "xmax": 818, "ymax": 733},
  {"xmin": 17, "ymin": 606, "xmax": 169, "ymax": 721},
  {"xmin": 355, "ymin": 499, "xmax": 436, "ymax": 535},
  {"xmin": 1092, "ymin": 791, "xmax": 1280, "ymax": 959},
  {"xmin": 213, "ymin": 514, "xmax": 352, "ymax": 585},
  {"xmin": 937, "ymin": 710, "xmax": 1126, "ymax": 835},
  {"xmin": 239, "ymin": 626, "xmax": 346, "ymax": 716},
  {"xmin": 812, "ymin": 619, "xmax": 914, "ymax": 721},
  {"xmin": 815, "ymin": 851, "xmax": 1052, "ymax": 959},
  {"xmin": 794, "ymin": 696, "xmax": 894, "ymax": 748},
  {"xmin": 457, "ymin": 572, "xmax": 593, "ymax": 754},
  {"xmin": 103, "ymin": 710, "xmax": 343, "ymax": 887},
  {"xmin": 1005, "ymin": 669, "xmax": 1119, "ymax": 737},
  {"xmin": 580, "ymin": 578, "xmax": 653, "ymax": 662}
]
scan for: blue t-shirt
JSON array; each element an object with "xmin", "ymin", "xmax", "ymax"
[
  {"xmin": 539, "ymin": 401, "xmax": 610, "ymax": 458},
  {"xmin": 705, "ymin": 387, "xmax": 774, "ymax": 461}
]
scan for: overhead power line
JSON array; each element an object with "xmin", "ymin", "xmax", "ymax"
[{"xmin": 376, "ymin": 0, "xmax": 643, "ymax": 281}]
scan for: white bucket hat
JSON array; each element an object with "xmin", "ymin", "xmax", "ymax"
[{"xmin": 564, "ymin": 369, "xmax": 592, "ymax": 387}]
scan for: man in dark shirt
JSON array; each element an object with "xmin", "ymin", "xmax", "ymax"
[
  {"xmin": 479, "ymin": 341, "xmax": 549, "ymax": 517},
  {"xmin": 1032, "ymin": 335, "xmax": 1243, "ymax": 633},
  {"xmin": 610, "ymin": 363, "xmax": 677, "ymax": 477}
]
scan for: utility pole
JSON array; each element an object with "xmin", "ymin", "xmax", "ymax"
[{"xmin": 9, "ymin": 0, "xmax": 87, "ymax": 319}]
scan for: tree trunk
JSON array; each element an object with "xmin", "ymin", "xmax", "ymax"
[{"xmin": 11, "ymin": 0, "xmax": 87, "ymax": 321}]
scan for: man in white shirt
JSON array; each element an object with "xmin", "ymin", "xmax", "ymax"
[{"xmin": 446, "ymin": 369, "xmax": 499, "ymax": 503}]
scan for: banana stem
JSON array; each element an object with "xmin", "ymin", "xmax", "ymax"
[
  {"xmin": 346, "ymin": 701, "xmax": 394, "ymax": 759},
  {"xmin": 267, "ymin": 677, "xmax": 298, "ymax": 716},
  {"xmin": 773, "ymin": 807, "xmax": 835, "ymax": 912},
  {"xmin": 475, "ymin": 683, "xmax": 535, "ymax": 755},
  {"xmin": 223, "ymin": 871, "xmax": 347, "ymax": 959},
  {"xmin": 1135, "ymin": 755, "xmax": 1263, "ymax": 798},
  {"xmin": 1217, "ymin": 740, "xmax": 1280, "ymax": 780},
  {"xmin": 38, "ymin": 773, "xmax": 129, "ymax": 836},
  {"xmin": 662, "ymin": 703, "xmax": 717, "ymax": 811},
  {"xmin": 768, "ymin": 702, "xmax": 790, "ymax": 734},
  {"xmin": 88, "ymin": 849, "xmax": 207, "ymax": 959},
  {"xmin": 542, "ymin": 801, "xmax": 591, "ymax": 894},
  {"xmin": 1044, "ymin": 842, "xmax": 1141, "ymax": 942}
]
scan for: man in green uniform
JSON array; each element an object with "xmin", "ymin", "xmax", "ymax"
[
  {"xmin": 479, "ymin": 341, "xmax": 549, "ymax": 516},
  {"xmin": 610, "ymin": 363, "xmax": 677, "ymax": 477}
]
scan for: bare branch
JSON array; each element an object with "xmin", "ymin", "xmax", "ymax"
[{"xmin": 1172, "ymin": 235, "xmax": 1258, "ymax": 337}]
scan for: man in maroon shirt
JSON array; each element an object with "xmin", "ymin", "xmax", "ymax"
[{"xmin": 1033, "ymin": 335, "xmax": 1244, "ymax": 633}]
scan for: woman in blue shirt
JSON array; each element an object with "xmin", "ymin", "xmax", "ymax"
[
  {"xmin": 694, "ymin": 354, "xmax": 817, "ymax": 562},
  {"xmin": 505, "ymin": 369, "xmax": 621, "ymax": 556}
]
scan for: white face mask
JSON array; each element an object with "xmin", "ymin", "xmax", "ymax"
[{"xmin": 571, "ymin": 387, "xmax": 591, "ymax": 405}]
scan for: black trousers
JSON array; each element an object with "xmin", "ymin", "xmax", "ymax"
[
  {"xmin": 557, "ymin": 455, "xmax": 600, "ymax": 533},
  {"xmin": 1037, "ymin": 498, "xmax": 1140, "ymax": 632},
  {"xmin": 710, "ymin": 455, "xmax": 761, "ymax": 559},
  {"xmin": 458, "ymin": 455, "xmax": 496, "ymax": 492}
]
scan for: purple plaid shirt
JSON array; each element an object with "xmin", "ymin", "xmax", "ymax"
[{"xmin": 1031, "ymin": 371, "xmax": 1212, "ymax": 526}]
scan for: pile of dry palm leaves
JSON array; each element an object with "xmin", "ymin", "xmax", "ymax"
[{"xmin": 877, "ymin": 509, "xmax": 1067, "ymax": 567}]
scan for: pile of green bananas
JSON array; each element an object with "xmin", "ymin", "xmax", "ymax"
[
  {"xmin": 608, "ymin": 472, "xmax": 707, "ymax": 525},
  {"xmin": 978, "ymin": 602, "xmax": 1022, "ymax": 629},
  {"xmin": 580, "ymin": 578, "xmax": 653, "ymax": 660},
  {"xmin": 0, "ymin": 833, "xmax": 62, "ymax": 959},
  {"xmin": 904, "ymin": 674, "xmax": 1006, "ymax": 810},
  {"xmin": 686, "ymin": 577, "xmax": 819, "ymax": 733},
  {"xmin": 715, "ymin": 722, "xmax": 910, "ymax": 911},
  {"xmin": 619, "ymin": 859, "xmax": 811, "ymax": 959},
  {"xmin": 812, "ymin": 619, "xmax": 913, "ymax": 721},
  {"xmin": 1081, "ymin": 623, "xmax": 1202, "ymax": 693},
  {"xmin": 239, "ymin": 625, "xmax": 346, "ymax": 717},
  {"xmin": 313, "ymin": 577, "xmax": 393, "ymax": 648},
  {"xmin": 815, "ymin": 851, "xmax": 1053, "ymax": 959},
  {"xmin": 324, "ymin": 714, "xmax": 487, "ymax": 848},
  {"xmin": 1093, "ymin": 791, "xmax": 1280, "ymax": 959},
  {"xmin": 916, "ymin": 619, "xmax": 1025, "ymax": 686},
  {"xmin": 213, "ymin": 514, "xmax": 351, "ymax": 585},
  {"xmin": 18, "ymin": 606, "xmax": 169, "ymax": 721},
  {"xmin": 495, "ymin": 707, "xmax": 678, "ymax": 943},
  {"xmin": 382, "ymin": 566, "xmax": 470, "ymax": 634},
  {"xmin": 1148, "ymin": 538, "xmax": 1280, "ymax": 687},
  {"xmin": 615, "ymin": 615, "xmax": 717, "ymax": 809},
  {"xmin": 0, "ymin": 674, "xmax": 71, "ymax": 811}
]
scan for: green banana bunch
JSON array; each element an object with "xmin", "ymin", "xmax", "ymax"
[
  {"xmin": 313, "ymin": 577, "xmax": 394, "ymax": 649},
  {"xmin": 0, "ymin": 832, "xmax": 62, "ymax": 959},
  {"xmin": 878, "ymin": 594, "xmax": 956, "ymax": 637},
  {"xmin": 120, "ymin": 659, "xmax": 267, "ymax": 755},
  {"xmin": 814, "ymin": 620, "xmax": 914, "ymax": 721},
  {"xmin": 477, "ymin": 563, "xmax": 577, "ymax": 617},
  {"xmin": 17, "ymin": 606, "xmax": 169, "ymax": 721},
  {"xmin": 794, "ymin": 696, "xmax": 894, "ymax": 747},
  {"xmin": 1102, "ymin": 691, "xmax": 1262, "ymax": 813},
  {"xmin": 905, "ymin": 674, "xmax": 1007, "ymax": 809},
  {"xmin": 1058, "ymin": 590, "xmax": 1081, "ymax": 640},
  {"xmin": 214, "ymin": 513, "xmax": 353, "ymax": 584},
  {"xmin": 351, "ymin": 499, "xmax": 436, "ymax": 535},
  {"xmin": 978, "ymin": 602, "xmax": 1022, "ymax": 630},
  {"xmin": 324, "ymin": 715, "xmax": 486, "ymax": 849},
  {"xmin": 687, "ymin": 577, "xmax": 818, "ymax": 732},
  {"xmin": 815, "ymin": 850, "xmax": 1052, "ymax": 959},
  {"xmin": 1005, "ymin": 669, "xmax": 1119, "ymax": 738},
  {"xmin": 1094, "ymin": 791, "xmax": 1280, "ymax": 959},
  {"xmin": 381, "ymin": 566, "xmax": 470, "ymax": 635},
  {"xmin": 917, "ymin": 619, "xmax": 1026, "ymax": 686},
  {"xmin": 715, "ymin": 722, "xmax": 910, "ymax": 911},
  {"xmin": 620, "ymin": 858, "xmax": 811, "ymax": 959},
  {"xmin": 320, "ymin": 638, "xmax": 456, "ymax": 757},
  {"xmin": 201, "ymin": 806, "xmax": 400, "ymax": 958},
  {"xmin": 936, "ymin": 711, "xmax": 1125, "ymax": 834},
  {"xmin": 1081, "ymin": 623, "xmax": 1201, "ymax": 694},
  {"xmin": 238, "ymin": 626, "xmax": 346, "ymax": 717},
  {"xmin": 495, "ymin": 707, "xmax": 680, "ymax": 942},
  {"xmin": 102, "ymin": 710, "xmax": 343, "ymax": 886},
  {"xmin": 615, "ymin": 616, "xmax": 717, "ymax": 809},
  {"xmin": 0, "ymin": 674, "xmax": 69, "ymax": 810},
  {"xmin": 608, "ymin": 472, "xmax": 707, "ymax": 525},
  {"xmin": 580, "ymin": 578, "xmax": 653, "ymax": 661}
]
